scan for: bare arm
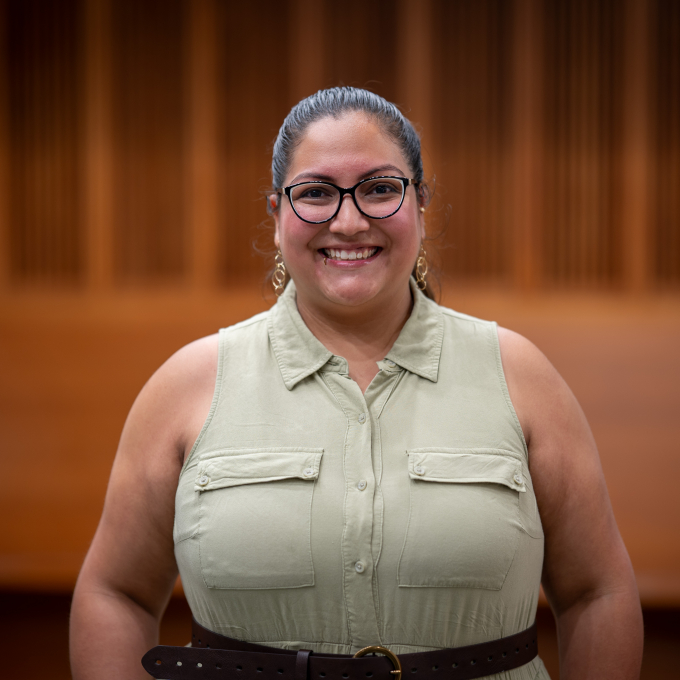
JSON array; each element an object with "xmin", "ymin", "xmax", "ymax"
[
  {"xmin": 70, "ymin": 334, "xmax": 218, "ymax": 679},
  {"xmin": 498, "ymin": 327, "xmax": 643, "ymax": 680}
]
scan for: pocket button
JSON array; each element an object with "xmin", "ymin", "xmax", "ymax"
[
  {"xmin": 198, "ymin": 475, "xmax": 210, "ymax": 486},
  {"xmin": 357, "ymin": 480, "xmax": 367, "ymax": 491},
  {"xmin": 513, "ymin": 473, "xmax": 523, "ymax": 485},
  {"xmin": 355, "ymin": 561, "xmax": 365, "ymax": 573},
  {"xmin": 414, "ymin": 465, "xmax": 425, "ymax": 476},
  {"xmin": 303, "ymin": 467, "xmax": 315, "ymax": 478}
]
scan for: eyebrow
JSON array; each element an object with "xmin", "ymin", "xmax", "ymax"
[{"xmin": 289, "ymin": 164, "xmax": 407, "ymax": 185}]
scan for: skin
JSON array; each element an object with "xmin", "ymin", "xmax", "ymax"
[{"xmin": 70, "ymin": 112, "xmax": 642, "ymax": 679}]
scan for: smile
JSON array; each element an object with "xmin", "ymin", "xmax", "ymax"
[{"xmin": 320, "ymin": 247, "xmax": 380, "ymax": 261}]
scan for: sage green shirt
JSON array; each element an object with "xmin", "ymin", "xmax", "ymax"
[{"xmin": 174, "ymin": 280, "xmax": 550, "ymax": 679}]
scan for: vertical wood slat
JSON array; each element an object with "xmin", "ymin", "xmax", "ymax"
[
  {"xmin": 84, "ymin": 0, "xmax": 113, "ymax": 290},
  {"xmin": 543, "ymin": 0, "xmax": 623, "ymax": 289},
  {"xmin": 217, "ymin": 1, "xmax": 290, "ymax": 284},
  {"xmin": 325, "ymin": 0, "xmax": 399, "ymax": 104},
  {"xmin": 433, "ymin": 0, "xmax": 511, "ymax": 283},
  {"xmin": 289, "ymin": 0, "xmax": 327, "ymax": 106},
  {"xmin": 654, "ymin": 0, "xmax": 680, "ymax": 286},
  {"xmin": 621, "ymin": 0, "xmax": 652, "ymax": 291},
  {"xmin": 7, "ymin": 0, "xmax": 82, "ymax": 286},
  {"xmin": 512, "ymin": 0, "xmax": 543, "ymax": 290},
  {"xmin": 396, "ymin": 0, "xmax": 434, "ymax": 177},
  {"xmin": 0, "ymin": 1, "xmax": 9, "ymax": 289},
  {"xmin": 111, "ymin": 0, "xmax": 185, "ymax": 284},
  {"xmin": 186, "ymin": 0, "xmax": 219, "ymax": 290}
]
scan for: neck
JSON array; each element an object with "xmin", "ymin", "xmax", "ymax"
[{"xmin": 295, "ymin": 284, "xmax": 413, "ymax": 374}]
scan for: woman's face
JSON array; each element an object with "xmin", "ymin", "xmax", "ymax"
[{"xmin": 273, "ymin": 112, "xmax": 424, "ymax": 313}]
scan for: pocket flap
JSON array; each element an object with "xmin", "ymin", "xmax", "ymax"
[
  {"xmin": 407, "ymin": 448, "xmax": 526, "ymax": 492},
  {"xmin": 195, "ymin": 448, "xmax": 323, "ymax": 492}
]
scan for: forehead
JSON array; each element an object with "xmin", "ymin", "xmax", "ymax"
[{"xmin": 286, "ymin": 112, "xmax": 409, "ymax": 183}]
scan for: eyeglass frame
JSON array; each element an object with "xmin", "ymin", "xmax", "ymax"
[{"xmin": 277, "ymin": 176, "xmax": 421, "ymax": 225}]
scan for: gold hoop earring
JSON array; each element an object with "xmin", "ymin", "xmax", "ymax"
[
  {"xmin": 272, "ymin": 250, "xmax": 287, "ymax": 297},
  {"xmin": 415, "ymin": 245, "xmax": 428, "ymax": 291}
]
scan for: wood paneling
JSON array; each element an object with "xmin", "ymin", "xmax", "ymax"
[
  {"xmin": 111, "ymin": 0, "xmax": 186, "ymax": 284},
  {"xmin": 654, "ymin": 0, "xmax": 680, "ymax": 287},
  {"xmin": 5, "ymin": 0, "xmax": 83, "ymax": 286},
  {"xmin": 216, "ymin": 0, "xmax": 290, "ymax": 283},
  {"xmin": 543, "ymin": 0, "xmax": 624, "ymax": 288},
  {"xmin": 1, "ymin": 0, "xmax": 678, "ymax": 291},
  {"xmin": 433, "ymin": 0, "xmax": 512, "ymax": 283}
]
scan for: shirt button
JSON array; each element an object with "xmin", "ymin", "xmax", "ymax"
[
  {"xmin": 357, "ymin": 480, "xmax": 367, "ymax": 491},
  {"xmin": 385, "ymin": 359, "xmax": 396, "ymax": 367},
  {"xmin": 358, "ymin": 413, "xmax": 367, "ymax": 424},
  {"xmin": 513, "ymin": 473, "xmax": 523, "ymax": 485},
  {"xmin": 354, "ymin": 561, "xmax": 365, "ymax": 573},
  {"xmin": 303, "ymin": 467, "xmax": 315, "ymax": 478},
  {"xmin": 198, "ymin": 475, "xmax": 210, "ymax": 486},
  {"xmin": 414, "ymin": 465, "xmax": 425, "ymax": 476}
]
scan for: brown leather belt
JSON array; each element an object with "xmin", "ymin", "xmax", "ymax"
[{"xmin": 142, "ymin": 618, "xmax": 538, "ymax": 680}]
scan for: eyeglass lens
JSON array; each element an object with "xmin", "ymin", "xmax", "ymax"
[{"xmin": 290, "ymin": 178, "xmax": 405, "ymax": 222}]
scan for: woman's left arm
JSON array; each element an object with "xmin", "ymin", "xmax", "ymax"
[{"xmin": 498, "ymin": 327, "xmax": 643, "ymax": 680}]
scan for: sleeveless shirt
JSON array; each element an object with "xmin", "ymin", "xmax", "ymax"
[{"xmin": 174, "ymin": 279, "xmax": 550, "ymax": 680}]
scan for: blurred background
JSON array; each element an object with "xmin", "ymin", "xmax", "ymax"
[{"xmin": 0, "ymin": 0, "xmax": 678, "ymax": 677}]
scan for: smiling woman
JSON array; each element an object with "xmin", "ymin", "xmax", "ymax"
[{"xmin": 69, "ymin": 88, "xmax": 643, "ymax": 680}]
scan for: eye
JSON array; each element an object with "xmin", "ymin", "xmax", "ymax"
[
  {"xmin": 370, "ymin": 182, "xmax": 399, "ymax": 195},
  {"xmin": 300, "ymin": 188, "xmax": 328, "ymax": 199}
]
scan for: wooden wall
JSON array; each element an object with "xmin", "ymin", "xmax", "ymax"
[
  {"xmin": 1, "ymin": 0, "xmax": 679, "ymax": 604},
  {"xmin": 1, "ymin": 0, "xmax": 679, "ymax": 292}
]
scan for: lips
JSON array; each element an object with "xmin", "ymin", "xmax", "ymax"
[{"xmin": 321, "ymin": 247, "xmax": 379, "ymax": 261}]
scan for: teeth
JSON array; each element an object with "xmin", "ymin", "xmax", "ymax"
[{"xmin": 323, "ymin": 247, "xmax": 378, "ymax": 261}]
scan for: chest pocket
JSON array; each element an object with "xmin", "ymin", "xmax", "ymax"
[
  {"xmin": 195, "ymin": 448, "xmax": 323, "ymax": 590},
  {"xmin": 398, "ymin": 449, "xmax": 526, "ymax": 590}
]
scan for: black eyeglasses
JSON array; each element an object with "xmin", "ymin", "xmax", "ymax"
[{"xmin": 278, "ymin": 176, "xmax": 420, "ymax": 224}]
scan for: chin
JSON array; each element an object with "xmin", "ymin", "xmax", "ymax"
[{"xmin": 318, "ymin": 277, "xmax": 383, "ymax": 308}]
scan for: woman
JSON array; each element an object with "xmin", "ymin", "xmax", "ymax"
[{"xmin": 70, "ymin": 88, "xmax": 643, "ymax": 679}]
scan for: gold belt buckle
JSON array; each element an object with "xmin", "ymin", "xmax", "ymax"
[{"xmin": 353, "ymin": 646, "xmax": 402, "ymax": 680}]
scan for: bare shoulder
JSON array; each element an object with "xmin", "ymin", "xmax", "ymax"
[
  {"xmin": 496, "ymin": 327, "xmax": 572, "ymax": 446},
  {"xmin": 121, "ymin": 333, "xmax": 220, "ymax": 465}
]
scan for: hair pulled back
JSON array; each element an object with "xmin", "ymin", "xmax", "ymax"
[
  {"xmin": 271, "ymin": 87, "xmax": 425, "ymax": 194},
  {"xmin": 267, "ymin": 87, "xmax": 437, "ymax": 300}
]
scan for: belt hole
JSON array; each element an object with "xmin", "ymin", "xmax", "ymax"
[
  {"xmin": 526, "ymin": 644, "xmax": 529, "ymax": 649},
  {"xmin": 502, "ymin": 652, "xmax": 507, "ymax": 658},
  {"xmin": 217, "ymin": 664, "xmax": 222, "ymax": 669},
  {"xmin": 487, "ymin": 656, "xmax": 492, "ymax": 662},
  {"xmin": 155, "ymin": 660, "xmax": 162, "ymax": 666},
  {"xmin": 343, "ymin": 674, "xmax": 349, "ymax": 678},
  {"xmin": 366, "ymin": 673, "xmax": 373, "ymax": 677},
  {"xmin": 320, "ymin": 673, "xmax": 326, "ymax": 677},
  {"xmin": 177, "ymin": 661, "xmax": 183, "ymax": 666},
  {"xmin": 515, "ymin": 648, "xmax": 520, "ymax": 654},
  {"xmin": 432, "ymin": 666, "xmax": 438, "ymax": 671},
  {"xmin": 237, "ymin": 665, "xmax": 243, "ymax": 671},
  {"xmin": 257, "ymin": 668, "xmax": 263, "ymax": 673},
  {"xmin": 278, "ymin": 670, "xmax": 284, "ymax": 674},
  {"xmin": 532, "ymin": 639, "xmax": 536, "ymax": 645},
  {"xmin": 470, "ymin": 660, "xmax": 476, "ymax": 666},
  {"xmin": 452, "ymin": 663, "xmax": 458, "ymax": 669},
  {"xmin": 197, "ymin": 663, "xmax": 203, "ymax": 668},
  {"xmin": 411, "ymin": 669, "xmax": 417, "ymax": 674}
]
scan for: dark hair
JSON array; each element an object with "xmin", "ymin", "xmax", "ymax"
[
  {"xmin": 271, "ymin": 87, "xmax": 425, "ymax": 192},
  {"xmin": 268, "ymin": 87, "xmax": 437, "ymax": 300}
]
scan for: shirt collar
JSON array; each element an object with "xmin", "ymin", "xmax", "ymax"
[{"xmin": 268, "ymin": 278, "xmax": 444, "ymax": 390}]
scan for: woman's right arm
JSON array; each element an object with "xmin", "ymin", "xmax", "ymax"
[{"xmin": 69, "ymin": 335, "xmax": 218, "ymax": 679}]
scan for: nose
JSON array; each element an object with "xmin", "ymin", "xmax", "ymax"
[{"xmin": 328, "ymin": 194, "xmax": 370, "ymax": 236}]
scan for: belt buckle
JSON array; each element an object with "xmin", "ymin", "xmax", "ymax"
[{"xmin": 353, "ymin": 646, "xmax": 402, "ymax": 680}]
